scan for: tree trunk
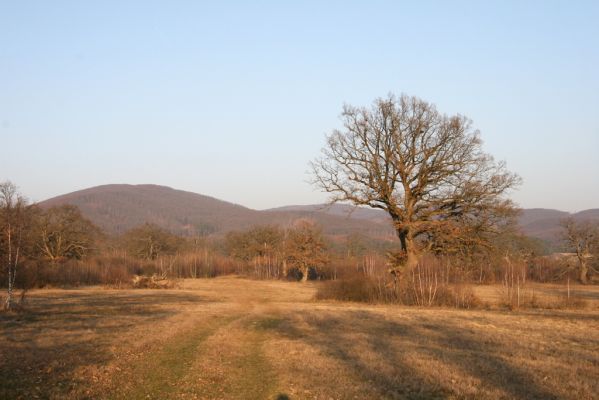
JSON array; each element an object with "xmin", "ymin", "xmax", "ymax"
[
  {"xmin": 398, "ymin": 229, "xmax": 420, "ymax": 271},
  {"xmin": 5, "ymin": 266, "xmax": 13, "ymax": 310},
  {"xmin": 405, "ymin": 249, "xmax": 420, "ymax": 270},
  {"xmin": 4, "ymin": 226, "xmax": 14, "ymax": 311},
  {"xmin": 301, "ymin": 265, "xmax": 309, "ymax": 282},
  {"xmin": 4, "ymin": 261, "xmax": 17, "ymax": 311},
  {"xmin": 579, "ymin": 258, "xmax": 589, "ymax": 284}
]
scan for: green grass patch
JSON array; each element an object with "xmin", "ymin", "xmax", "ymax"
[
  {"xmin": 251, "ymin": 316, "xmax": 284, "ymax": 331},
  {"xmin": 109, "ymin": 315, "xmax": 237, "ymax": 400},
  {"xmin": 232, "ymin": 333, "xmax": 277, "ymax": 399}
]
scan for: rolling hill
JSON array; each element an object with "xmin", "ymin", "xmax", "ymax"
[
  {"xmin": 268, "ymin": 203, "xmax": 391, "ymax": 224},
  {"xmin": 39, "ymin": 184, "xmax": 395, "ymax": 238},
  {"xmin": 268, "ymin": 205, "xmax": 599, "ymax": 248},
  {"xmin": 518, "ymin": 208, "xmax": 599, "ymax": 248},
  {"xmin": 39, "ymin": 184, "xmax": 597, "ymax": 246}
]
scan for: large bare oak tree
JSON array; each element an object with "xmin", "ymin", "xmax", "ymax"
[{"xmin": 312, "ymin": 94, "xmax": 520, "ymax": 272}]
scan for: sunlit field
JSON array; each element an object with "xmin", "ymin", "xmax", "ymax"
[{"xmin": 1, "ymin": 277, "xmax": 598, "ymax": 400}]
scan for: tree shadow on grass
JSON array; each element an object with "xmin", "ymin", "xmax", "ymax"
[
  {"xmin": 517, "ymin": 309, "xmax": 599, "ymax": 322},
  {"xmin": 0, "ymin": 291, "xmax": 202, "ymax": 399},
  {"xmin": 269, "ymin": 311, "xmax": 450, "ymax": 399},
  {"xmin": 268, "ymin": 309, "xmax": 566, "ymax": 399}
]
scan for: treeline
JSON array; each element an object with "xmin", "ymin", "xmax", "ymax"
[
  {"xmin": 0, "ymin": 181, "xmax": 360, "ymax": 291},
  {"xmin": 2, "ymin": 180, "xmax": 598, "ymax": 310}
]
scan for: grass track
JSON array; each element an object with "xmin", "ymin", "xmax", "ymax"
[{"xmin": 108, "ymin": 315, "xmax": 238, "ymax": 400}]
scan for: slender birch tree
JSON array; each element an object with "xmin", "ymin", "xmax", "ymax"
[{"xmin": 1, "ymin": 181, "xmax": 28, "ymax": 310}]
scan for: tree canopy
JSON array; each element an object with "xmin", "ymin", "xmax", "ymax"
[
  {"xmin": 285, "ymin": 219, "xmax": 328, "ymax": 282},
  {"xmin": 122, "ymin": 223, "xmax": 182, "ymax": 260},
  {"xmin": 37, "ymin": 205, "xmax": 100, "ymax": 262},
  {"xmin": 561, "ymin": 217, "xmax": 598, "ymax": 284}
]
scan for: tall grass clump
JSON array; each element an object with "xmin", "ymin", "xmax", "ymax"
[
  {"xmin": 10, "ymin": 249, "xmax": 242, "ymax": 288},
  {"xmin": 316, "ymin": 255, "xmax": 481, "ymax": 309}
]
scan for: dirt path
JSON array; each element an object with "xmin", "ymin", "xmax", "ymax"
[{"xmin": 1, "ymin": 277, "xmax": 598, "ymax": 400}]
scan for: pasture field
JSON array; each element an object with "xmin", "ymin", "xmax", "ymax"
[{"xmin": 1, "ymin": 277, "xmax": 598, "ymax": 400}]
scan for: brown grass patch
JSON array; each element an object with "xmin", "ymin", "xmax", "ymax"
[{"xmin": 1, "ymin": 278, "xmax": 598, "ymax": 399}]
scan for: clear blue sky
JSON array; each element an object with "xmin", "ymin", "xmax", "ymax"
[{"xmin": 1, "ymin": 1, "xmax": 598, "ymax": 212}]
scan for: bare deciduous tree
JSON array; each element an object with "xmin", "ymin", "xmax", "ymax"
[
  {"xmin": 561, "ymin": 217, "xmax": 598, "ymax": 284},
  {"xmin": 285, "ymin": 219, "xmax": 328, "ymax": 282},
  {"xmin": 226, "ymin": 225, "xmax": 284, "ymax": 279},
  {"xmin": 37, "ymin": 205, "xmax": 98, "ymax": 263},
  {"xmin": 226, "ymin": 225, "xmax": 283, "ymax": 261},
  {"xmin": 0, "ymin": 181, "xmax": 28, "ymax": 310},
  {"xmin": 312, "ymin": 94, "xmax": 520, "ymax": 273},
  {"xmin": 123, "ymin": 223, "xmax": 182, "ymax": 260}
]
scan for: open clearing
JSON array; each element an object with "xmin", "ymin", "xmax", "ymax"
[{"xmin": 1, "ymin": 277, "xmax": 598, "ymax": 400}]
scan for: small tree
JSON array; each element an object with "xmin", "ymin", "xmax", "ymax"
[
  {"xmin": 122, "ymin": 223, "xmax": 181, "ymax": 260},
  {"xmin": 226, "ymin": 225, "xmax": 283, "ymax": 261},
  {"xmin": 285, "ymin": 219, "xmax": 328, "ymax": 282},
  {"xmin": 312, "ymin": 94, "xmax": 520, "ymax": 273},
  {"xmin": 37, "ymin": 205, "xmax": 99, "ymax": 263},
  {"xmin": 0, "ymin": 181, "xmax": 29, "ymax": 310},
  {"xmin": 561, "ymin": 217, "xmax": 598, "ymax": 284}
]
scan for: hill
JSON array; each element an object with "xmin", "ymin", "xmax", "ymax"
[
  {"xmin": 518, "ymin": 208, "xmax": 599, "ymax": 247},
  {"xmin": 38, "ymin": 184, "xmax": 597, "ymax": 245},
  {"xmin": 267, "ymin": 204, "xmax": 390, "ymax": 223},
  {"xmin": 269, "ymin": 205, "xmax": 599, "ymax": 248},
  {"xmin": 39, "ymin": 184, "xmax": 394, "ymax": 237}
]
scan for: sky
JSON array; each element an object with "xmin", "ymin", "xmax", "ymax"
[{"xmin": 1, "ymin": 1, "xmax": 598, "ymax": 212}]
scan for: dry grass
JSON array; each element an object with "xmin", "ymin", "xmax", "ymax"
[
  {"xmin": 473, "ymin": 282, "xmax": 599, "ymax": 310},
  {"xmin": 1, "ymin": 278, "xmax": 598, "ymax": 399}
]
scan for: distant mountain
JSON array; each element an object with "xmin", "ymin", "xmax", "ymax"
[
  {"xmin": 517, "ymin": 208, "xmax": 570, "ymax": 227},
  {"xmin": 269, "ymin": 204, "xmax": 599, "ymax": 248},
  {"xmin": 267, "ymin": 204, "xmax": 391, "ymax": 223},
  {"xmin": 39, "ymin": 184, "xmax": 395, "ymax": 238},
  {"xmin": 38, "ymin": 184, "xmax": 597, "ymax": 246},
  {"xmin": 518, "ymin": 208, "xmax": 599, "ymax": 247},
  {"xmin": 574, "ymin": 209, "xmax": 599, "ymax": 220},
  {"xmin": 517, "ymin": 208, "xmax": 570, "ymax": 244}
]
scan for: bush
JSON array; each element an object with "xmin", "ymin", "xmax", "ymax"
[
  {"xmin": 18, "ymin": 257, "xmax": 138, "ymax": 287},
  {"xmin": 5, "ymin": 249, "xmax": 241, "ymax": 288},
  {"xmin": 316, "ymin": 254, "xmax": 485, "ymax": 309},
  {"xmin": 316, "ymin": 276, "xmax": 391, "ymax": 303},
  {"xmin": 434, "ymin": 284, "xmax": 481, "ymax": 309}
]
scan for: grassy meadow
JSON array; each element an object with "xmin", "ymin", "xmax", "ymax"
[{"xmin": 1, "ymin": 277, "xmax": 598, "ymax": 400}]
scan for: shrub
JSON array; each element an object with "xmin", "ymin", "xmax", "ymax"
[
  {"xmin": 434, "ymin": 284, "xmax": 481, "ymax": 309},
  {"xmin": 6, "ymin": 249, "xmax": 241, "ymax": 288},
  {"xmin": 316, "ymin": 271, "xmax": 482, "ymax": 309},
  {"xmin": 315, "ymin": 276, "xmax": 391, "ymax": 303}
]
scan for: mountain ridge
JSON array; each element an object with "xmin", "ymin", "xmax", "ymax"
[
  {"xmin": 39, "ymin": 184, "xmax": 598, "ymax": 246},
  {"xmin": 39, "ymin": 184, "xmax": 395, "ymax": 238}
]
